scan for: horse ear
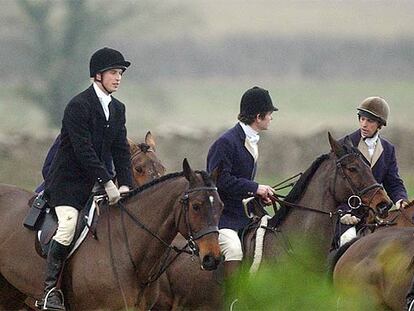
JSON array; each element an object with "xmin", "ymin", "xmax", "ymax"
[
  {"xmin": 183, "ymin": 158, "xmax": 196, "ymax": 184},
  {"xmin": 210, "ymin": 162, "xmax": 223, "ymax": 185},
  {"xmin": 128, "ymin": 138, "xmax": 139, "ymax": 154},
  {"xmin": 145, "ymin": 131, "xmax": 156, "ymax": 151},
  {"xmin": 343, "ymin": 135, "xmax": 353, "ymax": 147},
  {"xmin": 328, "ymin": 132, "xmax": 344, "ymax": 157}
]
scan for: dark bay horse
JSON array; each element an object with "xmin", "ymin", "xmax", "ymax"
[
  {"xmin": 0, "ymin": 159, "xmax": 223, "ymax": 311},
  {"xmin": 152, "ymin": 133, "xmax": 393, "ymax": 310},
  {"xmin": 332, "ymin": 205, "xmax": 414, "ymax": 310}
]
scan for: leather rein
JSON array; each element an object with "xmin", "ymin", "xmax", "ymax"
[
  {"xmin": 268, "ymin": 153, "xmax": 384, "ymax": 219},
  {"xmin": 115, "ymin": 185, "xmax": 219, "ymax": 286}
]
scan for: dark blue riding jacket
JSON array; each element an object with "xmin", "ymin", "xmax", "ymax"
[
  {"xmin": 207, "ymin": 123, "xmax": 259, "ymax": 231},
  {"xmin": 339, "ymin": 129, "xmax": 407, "ymax": 212}
]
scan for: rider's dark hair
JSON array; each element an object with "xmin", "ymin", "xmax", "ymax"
[{"xmin": 237, "ymin": 112, "xmax": 267, "ymax": 125}]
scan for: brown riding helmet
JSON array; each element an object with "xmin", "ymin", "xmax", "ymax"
[{"xmin": 357, "ymin": 96, "xmax": 390, "ymax": 126}]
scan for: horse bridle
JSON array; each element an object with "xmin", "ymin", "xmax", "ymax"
[
  {"xmin": 113, "ymin": 185, "xmax": 219, "ymax": 286},
  {"xmin": 179, "ymin": 186, "xmax": 219, "ymax": 256},
  {"xmin": 261, "ymin": 152, "xmax": 386, "ymax": 219},
  {"xmin": 334, "ymin": 153, "xmax": 388, "ymax": 218}
]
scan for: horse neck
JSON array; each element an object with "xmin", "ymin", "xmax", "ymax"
[
  {"xmin": 277, "ymin": 158, "xmax": 337, "ymax": 253},
  {"xmin": 105, "ymin": 176, "xmax": 187, "ymax": 278}
]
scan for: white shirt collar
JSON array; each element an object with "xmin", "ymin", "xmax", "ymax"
[
  {"xmin": 363, "ymin": 131, "xmax": 379, "ymax": 147},
  {"xmin": 93, "ymin": 82, "xmax": 112, "ymax": 120},
  {"xmin": 239, "ymin": 121, "xmax": 260, "ymax": 144},
  {"xmin": 363, "ymin": 132, "xmax": 379, "ymax": 157}
]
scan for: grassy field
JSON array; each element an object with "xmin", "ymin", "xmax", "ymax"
[
  {"xmin": 117, "ymin": 78, "xmax": 414, "ymax": 137},
  {"xmin": 4, "ymin": 77, "xmax": 414, "ymax": 136},
  {"xmin": 2, "ymin": 77, "xmax": 414, "ymax": 195},
  {"xmin": 113, "ymin": 1, "xmax": 414, "ymax": 40}
]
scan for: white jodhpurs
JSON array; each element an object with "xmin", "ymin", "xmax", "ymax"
[
  {"xmin": 339, "ymin": 226, "xmax": 357, "ymax": 247},
  {"xmin": 53, "ymin": 205, "xmax": 79, "ymax": 246},
  {"xmin": 219, "ymin": 228, "xmax": 243, "ymax": 261}
]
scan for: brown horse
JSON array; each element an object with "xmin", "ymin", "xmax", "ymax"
[
  {"xmin": 152, "ymin": 133, "xmax": 393, "ymax": 310},
  {"xmin": 0, "ymin": 159, "xmax": 223, "ymax": 311},
  {"xmin": 129, "ymin": 131, "xmax": 166, "ymax": 187},
  {"xmin": 332, "ymin": 204, "xmax": 414, "ymax": 310}
]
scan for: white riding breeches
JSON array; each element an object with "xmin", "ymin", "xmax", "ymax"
[
  {"xmin": 339, "ymin": 226, "xmax": 357, "ymax": 247},
  {"xmin": 219, "ymin": 228, "xmax": 243, "ymax": 261},
  {"xmin": 53, "ymin": 205, "xmax": 79, "ymax": 246}
]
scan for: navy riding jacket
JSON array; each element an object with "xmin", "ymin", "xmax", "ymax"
[
  {"xmin": 207, "ymin": 123, "xmax": 259, "ymax": 231},
  {"xmin": 339, "ymin": 129, "xmax": 407, "ymax": 213}
]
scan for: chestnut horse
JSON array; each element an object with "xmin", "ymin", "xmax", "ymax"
[
  {"xmin": 128, "ymin": 131, "xmax": 165, "ymax": 187},
  {"xmin": 332, "ymin": 205, "xmax": 414, "ymax": 310},
  {"xmin": 152, "ymin": 133, "xmax": 393, "ymax": 310},
  {"xmin": 0, "ymin": 159, "xmax": 223, "ymax": 311}
]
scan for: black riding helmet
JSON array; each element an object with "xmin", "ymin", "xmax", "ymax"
[
  {"xmin": 240, "ymin": 86, "xmax": 278, "ymax": 117},
  {"xmin": 89, "ymin": 47, "xmax": 131, "ymax": 78}
]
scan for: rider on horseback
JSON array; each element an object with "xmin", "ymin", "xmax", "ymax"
[
  {"xmin": 36, "ymin": 47, "xmax": 133, "ymax": 311},
  {"xmin": 206, "ymin": 86, "xmax": 277, "ymax": 302},
  {"xmin": 335, "ymin": 96, "xmax": 408, "ymax": 248}
]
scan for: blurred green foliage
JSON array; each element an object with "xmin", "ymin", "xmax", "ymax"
[{"xmin": 226, "ymin": 240, "xmax": 373, "ymax": 311}]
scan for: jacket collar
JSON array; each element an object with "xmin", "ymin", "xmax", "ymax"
[{"xmin": 349, "ymin": 129, "xmax": 383, "ymax": 168}]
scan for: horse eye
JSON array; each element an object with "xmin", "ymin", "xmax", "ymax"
[
  {"xmin": 135, "ymin": 167, "xmax": 143, "ymax": 173},
  {"xmin": 347, "ymin": 166, "xmax": 357, "ymax": 173}
]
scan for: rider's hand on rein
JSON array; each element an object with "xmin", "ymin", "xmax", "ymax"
[
  {"xmin": 340, "ymin": 213, "xmax": 361, "ymax": 225},
  {"xmin": 104, "ymin": 180, "xmax": 121, "ymax": 205},
  {"xmin": 396, "ymin": 199, "xmax": 409, "ymax": 210}
]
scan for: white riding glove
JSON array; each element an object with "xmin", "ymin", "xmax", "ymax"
[
  {"xmin": 340, "ymin": 213, "xmax": 361, "ymax": 225},
  {"xmin": 396, "ymin": 199, "xmax": 409, "ymax": 210},
  {"xmin": 104, "ymin": 180, "xmax": 121, "ymax": 205},
  {"xmin": 118, "ymin": 185, "xmax": 130, "ymax": 194}
]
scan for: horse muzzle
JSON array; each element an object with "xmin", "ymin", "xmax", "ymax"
[
  {"xmin": 377, "ymin": 201, "xmax": 393, "ymax": 219},
  {"xmin": 201, "ymin": 253, "xmax": 223, "ymax": 271}
]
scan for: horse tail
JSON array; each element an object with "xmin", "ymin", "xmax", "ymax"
[{"xmin": 326, "ymin": 238, "xmax": 359, "ymax": 282}]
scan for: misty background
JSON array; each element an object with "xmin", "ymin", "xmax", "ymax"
[{"xmin": 1, "ymin": 0, "xmax": 414, "ymax": 193}]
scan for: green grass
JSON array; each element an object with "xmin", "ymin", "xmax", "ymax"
[
  {"xmin": 115, "ymin": 1, "xmax": 414, "ymax": 40},
  {"xmin": 4, "ymin": 78, "xmax": 414, "ymax": 136},
  {"xmin": 3, "ymin": 78, "xmax": 414, "ymax": 194},
  {"xmin": 114, "ymin": 78, "xmax": 414, "ymax": 138}
]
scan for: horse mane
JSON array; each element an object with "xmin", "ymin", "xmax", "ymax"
[
  {"xmin": 269, "ymin": 153, "xmax": 330, "ymax": 227},
  {"xmin": 122, "ymin": 170, "xmax": 213, "ymax": 201}
]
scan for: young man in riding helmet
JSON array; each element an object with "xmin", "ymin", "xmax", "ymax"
[
  {"xmin": 36, "ymin": 47, "xmax": 133, "ymax": 311},
  {"xmin": 336, "ymin": 97, "xmax": 408, "ymax": 247},
  {"xmin": 206, "ymin": 86, "xmax": 277, "ymax": 302}
]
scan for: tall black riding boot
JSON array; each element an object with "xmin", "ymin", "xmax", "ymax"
[
  {"xmin": 406, "ymin": 277, "xmax": 414, "ymax": 311},
  {"xmin": 36, "ymin": 240, "xmax": 69, "ymax": 311}
]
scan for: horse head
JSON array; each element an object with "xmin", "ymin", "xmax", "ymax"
[
  {"xmin": 178, "ymin": 158, "xmax": 223, "ymax": 271},
  {"xmin": 328, "ymin": 132, "xmax": 393, "ymax": 222},
  {"xmin": 129, "ymin": 131, "xmax": 166, "ymax": 187}
]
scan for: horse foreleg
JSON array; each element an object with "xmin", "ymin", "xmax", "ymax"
[{"xmin": 0, "ymin": 274, "xmax": 28, "ymax": 311}]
